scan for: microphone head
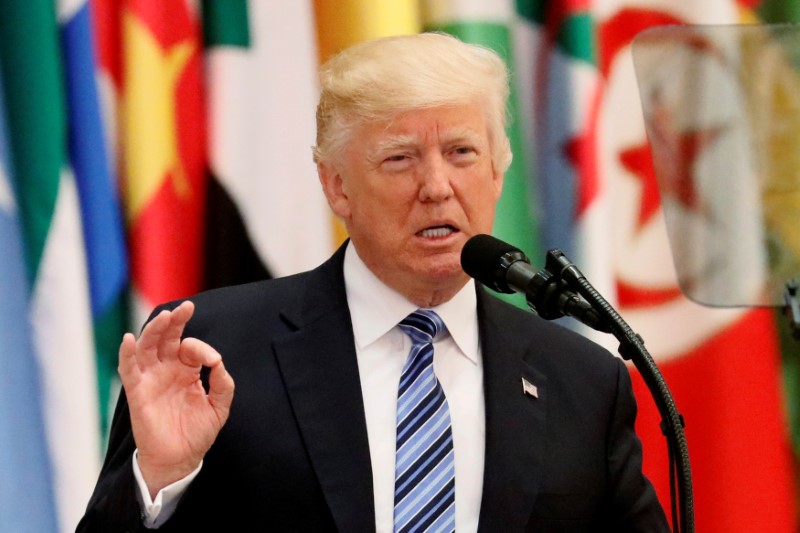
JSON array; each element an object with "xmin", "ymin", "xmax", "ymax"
[{"xmin": 461, "ymin": 234, "xmax": 530, "ymax": 293}]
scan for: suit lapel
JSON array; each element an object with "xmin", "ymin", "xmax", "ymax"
[
  {"xmin": 477, "ymin": 289, "xmax": 547, "ymax": 532},
  {"xmin": 272, "ymin": 246, "xmax": 376, "ymax": 533}
]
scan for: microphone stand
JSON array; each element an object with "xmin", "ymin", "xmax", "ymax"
[
  {"xmin": 782, "ymin": 279, "xmax": 800, "ymax": 340},
  {"xmin": 542, "ymin": 249, "xmax": 693, "ymax": 533}
]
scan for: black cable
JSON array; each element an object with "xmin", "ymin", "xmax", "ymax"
[{"xmin": 667, "ymin": 434, "xmax": 680, "ymax": 532}]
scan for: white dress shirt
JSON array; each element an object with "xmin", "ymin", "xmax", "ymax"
[
  {"xmin": 135, "ymin": 241, "xmax": 486, "ymax": 530},
  {"xmin": 344, "ymin": 242, "xmax": 485, "ymax": 533}
]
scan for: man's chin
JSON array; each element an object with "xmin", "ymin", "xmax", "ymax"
[{"xmin": 416, "ymin": 257, "xmax": 465, "ymax": 284}]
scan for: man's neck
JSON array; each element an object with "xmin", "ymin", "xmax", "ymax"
[{"xmin": 402, "ymin": 282, "xmax": 468, "ymax": 308}]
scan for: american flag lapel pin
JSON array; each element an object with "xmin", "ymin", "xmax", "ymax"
[{"xmin": 521, "ymin": 377, "xmax": 538, "ymax": 399}]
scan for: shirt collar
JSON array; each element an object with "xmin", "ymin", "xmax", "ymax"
[{"xmin": 343, "ymin": 241, "xmax": 480, "ymax": 365}]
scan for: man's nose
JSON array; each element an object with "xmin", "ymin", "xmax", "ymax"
[{"xmin": 418, "ymin": 155, "xmax": 454, "ymax": 202}]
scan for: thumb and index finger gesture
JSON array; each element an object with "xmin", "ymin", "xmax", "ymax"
[{"xmin": 118, "ymin": 301, "xmax": 235, "ymax": 497}]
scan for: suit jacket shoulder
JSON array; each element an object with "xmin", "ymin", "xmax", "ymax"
[{"xmin": 476, "ymin": 289, "xmax": 668, "ymax": 532}]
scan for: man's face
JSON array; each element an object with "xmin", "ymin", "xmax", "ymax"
[{"xmin": 319, "ymin": 103, "xmax": 504, "ymax": 305}]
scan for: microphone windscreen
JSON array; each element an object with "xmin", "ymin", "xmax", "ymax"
[{"xmin": 460, "ymin": 234, "xmax": 525, "ymax": 293}]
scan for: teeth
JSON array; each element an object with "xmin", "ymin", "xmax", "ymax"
[{"xmin": 420, "ymin": 226, "xmax": 454, "ymax": 238}]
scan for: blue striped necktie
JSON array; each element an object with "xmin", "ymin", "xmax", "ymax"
[{"xmin": 394, "ymin": 309, "xmax": 455, "ymax": 533}]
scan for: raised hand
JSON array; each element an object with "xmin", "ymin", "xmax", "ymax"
[{"xmin": 118, "ymin": 301, "xmax": 235, "ymax": 498}]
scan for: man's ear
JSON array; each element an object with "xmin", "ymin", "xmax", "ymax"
[
  {"xmin": 317, "ymin": 161, "xmax": 351, "ymax": 219},
  {"xmin": 491, "ymin": 163, "xmax": 505, "ymax": 201}
]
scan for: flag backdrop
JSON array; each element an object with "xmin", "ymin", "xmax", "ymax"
[
  {"xmin": 0, "ymin": 0, "xmax": 102, "ymax": 531},
  {"xmin": 520, "ymin": 1, "xmax": 798, "ymax": 532},
  {"xmin": 0, "ymin": 1, "xmax": 797, "ymax": 532},
  {"xmin": 520, "ymin": 0, "xmax": 798, "ymax": 531},
  {"xmin": 122, "ymin": 0, "xmax": 207, "ymax": 323},
  {"xmin": 0, "ymin": 63, "xmax": 59, "ymax": 533},
  {"xmin": 203, "ymin": 0, "xmax": 330, "ymax": 287},
  {"xmin": 62, "ymin": 0, "xmax": 129, "ymax": 450}
]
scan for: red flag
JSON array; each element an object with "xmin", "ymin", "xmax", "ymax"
[{"xmin": 93, "ymin": 0, "xmax": 206, "ymax": 315}]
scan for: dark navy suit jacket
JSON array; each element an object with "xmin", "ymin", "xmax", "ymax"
[{"xmin": 77, "ymin": 244, "xmax": 668, "ymax": 532}]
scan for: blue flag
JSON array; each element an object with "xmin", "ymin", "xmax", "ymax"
[
  {"xmin": 62, "ymin": 0, "xmax": 129, "ymax": 442},
  {"xmin": 0, "ymin": 62, "xmax": 58, "ymax": 533}
]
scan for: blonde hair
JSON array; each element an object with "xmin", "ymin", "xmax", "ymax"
[{"xmin": 313, "ymin": 32, "xmax": 512, "ymax": 173}]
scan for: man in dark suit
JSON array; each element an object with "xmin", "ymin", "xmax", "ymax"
[{"xmin": 78, "ymin": 32, "xmax": 668, "ymax": 532}]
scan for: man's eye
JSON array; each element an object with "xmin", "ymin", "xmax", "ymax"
[
  {"xmin": 385, "ymin": 154, "xmax": 407, "ymax": 162},
  {"xmin": 451, "ymin": 146, "xmax": 479, "ymax": 160},
  {"xmin": 453, "ymin": 146, "xmax": 475, "ymax": 155}
]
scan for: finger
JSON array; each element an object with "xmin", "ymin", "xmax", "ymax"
[
  {"xmin": 176, "ymin": 337, "xmax": 221, "ymax": 369},
  {"xmin": 156, "ymin": 301, "xmax": 196, "ymax": 362},
  {"xmin": 118, "ymin": 332, "xmax": 142, "ymax": 387},
  {"xmin": 135, "ymin": 309, "xmax": 173, "ymax": 368},
  {"xmin": 207, "ymin": 358, "xmax": 235, "ymax": 425}
]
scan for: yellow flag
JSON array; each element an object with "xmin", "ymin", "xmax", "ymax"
[{"xmin": 315, "ymin": 0, "xmax": 421, "ymax": 62}]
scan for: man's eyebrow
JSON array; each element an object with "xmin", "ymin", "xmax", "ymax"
[
  {"xmin": 373, "ymin": 134, "xmax": 420, "ymax": 153},
  {"xmin": 440, "ymin": 127, "xmax": 483, "ymax": 146},
  {"xmin": 364, "ymin": 135, "xmax": 419, "ymax": 165}
]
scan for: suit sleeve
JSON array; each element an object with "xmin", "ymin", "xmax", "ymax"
[{"xmin": 74, "ymin": 389, "xmax": 147, "ymax": 532}]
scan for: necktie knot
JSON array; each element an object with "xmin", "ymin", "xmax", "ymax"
[{"xmin": 398, "ymin": 309, "xmax": 445, "ymax": 345}]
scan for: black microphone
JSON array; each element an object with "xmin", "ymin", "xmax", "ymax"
[{"xmin": 461, "ymin": 234, "xmax": 610, "ymax": 332}]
